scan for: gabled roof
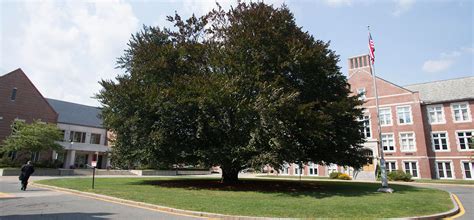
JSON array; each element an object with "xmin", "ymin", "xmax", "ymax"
[
  {"xmin": 46, "ymin": 98, "xmax": 104, "ymax": 128},
  {"xmin": 404, "ymin": 76, "xmax": 474, "ymax": 103},
  {"xmin": 1, "ymin": 68, "xmax": 58, "ymax": 118}
]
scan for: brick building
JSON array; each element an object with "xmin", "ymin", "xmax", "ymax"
[
  {"xmin": 268, "ymin": 55, "xmax": 473, "ymax": 180},
  {"xmin": 1, "ymin": 69, "xmax": 111, "ymax": 168},
  {"xmin": 0, "ymin": 69, "xmax": 58, "ymax": 161}
]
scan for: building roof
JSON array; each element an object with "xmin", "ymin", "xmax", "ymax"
[
  {"xmin": 46, "ymin": 98, "xmax": 103, "ymax": 128},
  {"xmin": 404, "ymin": 76, "xmax": 474, "ymax": 104}
]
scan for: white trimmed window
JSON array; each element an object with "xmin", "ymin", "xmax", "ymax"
[
  {"xmin": 31, "ymin": 152, "xmax": 40, "ymax": 162},
  {"xmin": 385, "ymin": 161, "xmax": 397, "ymax": 173},
  {"xmin": 431, "ymin": 132, "xmax": 449, "ymax": 151},
  {"xmin": 456, "ymin": 131, "xmax": 473, "ymax": 151},
  {"xmin": 279, "ymin": 163, "xmax": 289, "ymax": 175},
  {"xmin": 70, "ymin": 131, "xmax": 86, "ymax": 143},
  {"xmin": 397, "ymin": 106, "xmax": 412, "ymax": 125},
  {"xmin": 400, "ymin": 132, "xmax": 416, "ymax": 152},
  {"xmin": 358, "ymin": 115, "xmax": 371, "ymax": 139},
  {"xmin": 308, "ymin": 162, "xmax": 318, "ymax": 176},
  {"xmin": 381, "ymin": 133, "xmax": 395, "ymax": 152},
  {"xmin": 327, "ymin": 164, "xmax": 337, "ymax": 175},
  {"xmin": 427, "ymin": 105, "xmax": 445, "ymax": 124},
  {"xmin": 461, "ymin": 161, "xmax": 473, "ymax": 179},
  {"xmin": 379, "ymin": 108, "xmax": 392, "ymax": 126},
  {"xmin": 90, "ymin": 133, "xmax": 101, "ymax": 144},
  {"xmin": 357, "ymin": 88, "xmax": 366, "ymax": 100},
  {"xmin": 404, "ymin": 161, "xmax": 418, "ymax": 178},
  {"xmin": 294, "ymin": 164, "xmax": 303, "ymax": 176},
  {"xmin": 436, "ymin": 161, "xmax": 453, "ymax": 179},
  {"xmin": 451, "ymin": 102, "xmax": 471, "ymax": 122}
]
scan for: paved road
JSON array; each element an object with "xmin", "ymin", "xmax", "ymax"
[
  {"xmin": 0, "ymin": 176, "xmax": 203, "ymax": 220},
  {"xmin": 416, "ymin": 184, "xmax": 474, "ymax": 220}
]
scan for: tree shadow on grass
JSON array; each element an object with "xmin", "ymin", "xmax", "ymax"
[{"xmin": 130, "ymin": 178, "xmax": 427, "ymax": 199}]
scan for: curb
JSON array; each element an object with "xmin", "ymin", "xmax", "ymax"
[
  {"xmin": 403, "ymin": 193, "xmax": 460, "ymax": 219},
  {"xmin": 31, "ymin": 182, "xmax": 286, "ymax": 220},
  {"xmin": 31, "ymin": 182, "xmax": 461, "ymax": 220}
]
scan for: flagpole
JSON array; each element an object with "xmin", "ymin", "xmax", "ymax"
[{"xmin": 367, "ymin": 26, "xmax": 393, "ymax": 193}]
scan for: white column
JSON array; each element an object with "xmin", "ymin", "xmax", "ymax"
[
  {"xmin": 52, "ymin": 150, "xmax": 58, "ymax": 160},
  {"xmin": 106, "ymin": 153, "xmax": 111, "ymax": 169},
  {"xmin": 64, "ymin": 150, "xmax": 76, "ymax": 169}
]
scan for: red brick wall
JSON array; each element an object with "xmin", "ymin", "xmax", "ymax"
[
  {"xmin": 347, "ymin": 60, "xmax": 432, "ymax": 178},
  {"xmin": 422, "ymin": 101, "xmax": 474, "ymax": 179},
  {"xmin": 0, "ymin": 69, "xmax": 58, "ymax": 142}
]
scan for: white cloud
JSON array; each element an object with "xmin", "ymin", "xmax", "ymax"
[
  {"xmin": 422, "ymin": 46, "xmax": 473, "ymax": 73},
  {"xmin": 422, "ymin": 59, "xmax": 454, "ymax": 73},
  {"xmin": 461, "ymin": 46, "xmax": 474, "ymax": 54},
  {"xmin": 324, "ymin": 0, "xmax": 352, "ymax": 7},
  {"xmin": 392, "ymin": 0, "xmax": 415, "ymax": 16},
  {"xmin": 170, "ymin": 0, "xmax": 288, "ymax": 18},
  {"xmin": 3, "ymin": 0, "xmax": 139, "ymax": 106}
]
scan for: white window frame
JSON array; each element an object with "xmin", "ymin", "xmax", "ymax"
[
  {"xmin": 327, "ymin": 164, "xmax": 337, "ymax": 176},
  {"xmin": 278, "ymin": 163, "xmax": 290, "ymax": 176},
  {"xmin": 436, "ymin": 161, "xmax": 454, "ymax": 179},
  {"xmin": 31, "ymin": 151, "xmax": 41, "ymax": 162},
  {"xmin": 399, "ymin": 132, "xmax": 416, "ymax": 152},
  {"xmin": 431, "ymin": 131, "xmax": 450, "ymax": 152},
  {"xmin": 427, "ymin": 104, "xmax": 446, "ymax": 124},
  {"xmin": 451, "ymin": 102, "xmax": 472, "ymax": 123},
  {"xmin": 385, "ymin": 160, "xmax": 397, "ymax": 173},
  {"xmin": 358, "ymin": 113, "xmax": 372, "ymax": 139},
  {"xmin": 460, "ymin": 160, "xmax": 474, "ymax": 180},
  {"xmin": 308, "ymin": 162, "xmax": 318, "ymax": 176},
  {"xmin": 293, "ymin": 164, "xmax": 303, "ymax": 176},
  {"xmin": 379, "ymin": 107, "xmax": 393, "ymax": 126},
  {"xmin": 381, "ymin": 133, "xmax": 396, "ymax": 152},
  {"xmin": 402, "ymin": 160, "xmax": 419, "ymax": 178},
  {"xmin": 396, "ymin": 105, "xmax": 413, "ymax": 125},
  {"xmin": 455, "ymin": 130, "xmax": 474, "ymax": 151},
  {"xmin": 279, "ymin": 163, "xmax": 290, "ymax": 175},
  {"xmin": 357, "ymin": 88, "xmax": 366, "ymax": 100}
]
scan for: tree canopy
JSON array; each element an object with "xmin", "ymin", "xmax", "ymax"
[
  {"xmin": 1, "ymin": 120, "xmax": 63, "ymax": 156},
  {"xmin": 97, "ymin": 2, "xmax": 369, "ymax": 183}
]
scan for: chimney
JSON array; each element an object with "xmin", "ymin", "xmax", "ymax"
[{"xmin": 348, "ymin": 54, "xmax": 372, "ymax": 77}]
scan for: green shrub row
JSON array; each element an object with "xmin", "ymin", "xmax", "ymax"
[
  {"xmin": 329, "ymin": 172, "xmax": 352, "ymax": 180},
  {"xmin": 387, "ymin": 170, "xmax": 412, "ymax": 181}
]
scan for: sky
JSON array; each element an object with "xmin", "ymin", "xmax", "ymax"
[{"xmin": 1, "ymin": 0, "xmax": 472, "ymax": 106}]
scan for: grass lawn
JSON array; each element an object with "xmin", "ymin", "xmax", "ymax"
[
  {"xmin": 37, "ymin": 177, "xmax": 453, "ymax": 218},
  {"xmin": 414, "ymin": 179, "xmax": 474, "ymax": 185}
]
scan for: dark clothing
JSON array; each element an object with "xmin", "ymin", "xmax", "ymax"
[{"xmin": 19, "ymin": 164, "xmax": 35, "ymax": 190}]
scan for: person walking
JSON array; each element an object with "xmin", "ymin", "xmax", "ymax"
[{"xmin": 19, "ymin": 161, "xmax": 35, "ymax": 191}]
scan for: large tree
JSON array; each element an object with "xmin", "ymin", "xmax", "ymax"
[{"xmin": 97, "ymin": 2, "xmax": 369, "ymax": 183}]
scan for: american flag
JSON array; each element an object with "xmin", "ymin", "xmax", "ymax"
[{"xmin": 368, "ymin": 32, "xmax": 375, "ymax": 63}]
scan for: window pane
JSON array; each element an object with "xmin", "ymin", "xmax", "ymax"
[
  {"xmin": 437, "ymin": 163, "xmax": 444, "ymax": 178},
  {"xmin": 464, "ymin": 162, "xmax": 472, "ymax": 179}
]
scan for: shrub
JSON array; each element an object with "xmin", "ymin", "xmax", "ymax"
[
  {"xmin": 35, "ymin": 159, "xmax": 63, "ymax": 168},
  {"xmin": 329, "ymin": 172, "xmax": 341, "ymax": 179},
  {"xmin": 0, "ymin": 157, "xmax": 22, "ymax": 168},
  {"xmin": 329, "ymin": 172, "xmax": 351, "ymax": 180},
  {"xmin": 337, "ymin": 173, "xmax": 352, "ymax": 180},
  {"xmin": 387, "ymin": 170, "xmax": 412, "ymax": 181}
]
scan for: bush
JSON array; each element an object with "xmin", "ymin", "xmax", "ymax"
[
  {"xmin": 0, "ymin": 157, "xmax": 22, "ymax": 168},
  {"xmin": 329, "ymin": 172, "xmax": 341, "ymax": 179},
  {"xmin": 34, "ymin": 159, "xmax": 63, "ymax": 168},
  {"xmin": 329, "ymin": 172, "xmax": 352, "ymax": 180},
  {"xmin": 387, "ymin": 170, "xmax": 412, "ymax": 181},
  {"xmin": 337, "ymin": 173, "xmax": 352, "ymax": 180}
]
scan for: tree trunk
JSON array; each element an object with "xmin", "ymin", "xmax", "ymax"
[{"xmin": 221, "ymin": 167, "xmax": 240, "ymax": 184}]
